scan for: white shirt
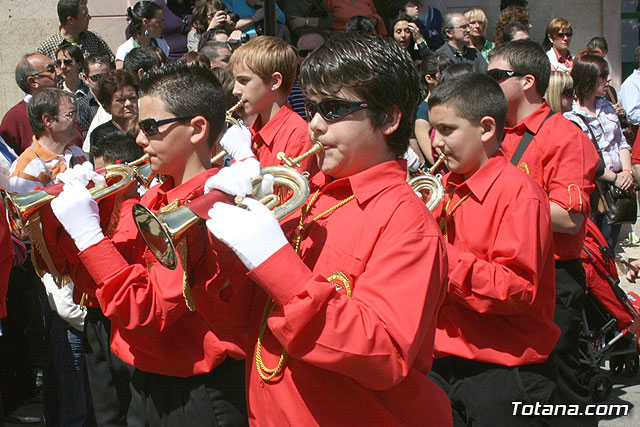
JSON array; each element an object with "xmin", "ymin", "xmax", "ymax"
[
  {"xmin": 115, "ymin": 37, "xmax": 170, "ymax": 62},
  {"xmin": 620, "ymin": 69, "xmax": 640, "ymax": 125}
]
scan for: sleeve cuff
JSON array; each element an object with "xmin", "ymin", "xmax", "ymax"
[
  {"xmin": 78, "ymin": 237, "xmax": 131, "ymax": 286},
  {"xmin": 248, "ymin": 243, "xmax": 316, "ymax": 305}
]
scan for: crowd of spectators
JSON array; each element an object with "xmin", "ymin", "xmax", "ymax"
[{"xmin": 1, "ymin": 0, "xmax": 640, "ymax": 425}]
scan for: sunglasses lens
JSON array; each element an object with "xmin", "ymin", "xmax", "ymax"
[
  {"xmin": 304, "ymin": 101, "xmax": 317, "ymax": 121},
  {"xmin": 320, "ymin": 100, "xmax": 349, "ymax": 121},
  {"xmin": 139, "ymin": 120, "xmax": 158, "ymax": 136},
  {"xmin": 487, "ymin": 69, "xmax": 505, "ymax": 81}
]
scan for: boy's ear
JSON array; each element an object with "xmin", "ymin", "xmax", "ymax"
[
  {"xmin": 189, "ymin": 115, "xmax": 209, "ymax": 146},
  {"xmin": 42, "ymin": 113, "xmax": 55, "ymax": 129},
  {"xmin": 270, "ymin": 71, "xmax": 283, "ymax": 92},
  {"xmin": 520, "ymin": 73, "xmax": 536, "ymax": 93},
  {"xmin": 381, "ymin": 106, "xmax": 402, "ymax": 136},
  {"xmin": 479, "ymin": 116, "xmax": 497, "ymax": 144}
]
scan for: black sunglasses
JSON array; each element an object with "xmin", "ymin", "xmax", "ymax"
[
  {"xmin": 32, "ymin": 64, "xmax": 56, "ymax": 77},
  {"xmin": 87, "ymin": 73, "xmax": 107, "ymax": 82},
  {"xmin": 304, "ymin": 98, "xmax": 370, "ymax": 122},
  {"xmin": 298, "ymin": 49, "xmax": 312, "ymax": 58},
  {"xmin": 555, "ymin": 31, "xmax": 573, "ymax": 39},
  {"xmin": 487, "ymin": 69, "xmax": 527, "ymax": 82},
  {"xmin": 562, "ymin": 87, "xmax": 575, "ymax": 98},
  {"xmin": 139, "ymin": 116, "xmax": 195, "ymax": 136},
  {"xmin": 55, "ymin": 58, "xmax": 75, "ymax": 67}
]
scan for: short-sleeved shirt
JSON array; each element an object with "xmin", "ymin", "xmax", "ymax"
[{"xmin": 38, "ymin": 30, "xmax": 114, "ymax": 61}]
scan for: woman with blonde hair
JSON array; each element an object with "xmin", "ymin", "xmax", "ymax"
[
  {"xmin": 545, "ymin": 71, "xmax": 575, "ymax": 113},
  {"xmin": 464, "ymin": 7, "xmax": 494, "ymax": 61},
  {"xmin": 543, "ymin": 17, "xmax": 574, "ymax": 72}
]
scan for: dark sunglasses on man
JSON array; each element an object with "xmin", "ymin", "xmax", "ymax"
[
  {"xmin": 304, "ymin": 98, "xmax": 371, "ymax": 122},
  {"xmin": 87, "ymin": 73, "xmax": 107, "ymax": 82},
  {"xmin": 486, "ymin": 69, "xmax": 527, "ymax": 82},
  {"xmin": 55, "ymin": 58, "xmax": 75, "ymax": 68},
  {"xmin": 139, "ymin": 116, "xmax": 195, "ymax": 136}
]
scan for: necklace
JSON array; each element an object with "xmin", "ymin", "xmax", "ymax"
[{"xmin": 255, "ymin": 188, "xmax": 356, "ymax": 381}]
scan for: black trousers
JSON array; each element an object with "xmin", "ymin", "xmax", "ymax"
[
  {"xmin": 83, "ymin": 307, "xmax": 134, "ymax": 426},
  {"xmin": 429, "ymin": 356, "xmax": 557, "ymax": 427},
  {"xmin": 552, "ymin": 259, "xmax": 591, "ymax": 404},
  {"xmin": 127, "ymin": 357, "xmax": 247, "ymax": 427}
]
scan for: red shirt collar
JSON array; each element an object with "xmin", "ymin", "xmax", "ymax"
[
  {"xmin": 250, "ymin": 103, "xmax": 295, "ymax": 149},
  {"xmin": 311, "ymin": 159, "xmax": 408, "ymax": 205},
  {"xmin": 443, "ymin": 151, "xmax": 508, "ymax": 203},
  {"xmin": 505, "ymin": 102, "xmax": 552, "ymax": 136},
  {"xmin": 554, "ymin": 48, "xmax": 573, "ymax": 64}
]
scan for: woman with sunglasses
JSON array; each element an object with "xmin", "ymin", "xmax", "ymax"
[
  {"xmin": 545, "ymin": 71, "xmax": 575, "ymax": 113},
  {"xmin": 564, "ymin": 54, "xmax": 633, "ymax": 250},
  {"xmin": 90, "ymin": 70, "xmax": 139, "ymax": 151},
  {"xmin": 116, "ymin": 1, "xmax": 169, "ymax": 69},
  {"xmin": 56, "ymin": 44, "xmax": 87, "ymax": 98},
  {"xmin": 543, "ymin": 17, "xmax": 574, "ymax": 73}
]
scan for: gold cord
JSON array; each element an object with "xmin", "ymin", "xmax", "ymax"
[{"xmin": 439, "ymin": 191, "xmax": 471, "ymax": 243}]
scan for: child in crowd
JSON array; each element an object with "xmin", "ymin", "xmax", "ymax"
[{"xmin": 427, "ymin": 72, "xmax": 559, "ymax": 425}]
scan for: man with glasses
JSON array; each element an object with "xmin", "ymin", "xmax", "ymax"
[
  {"xmin": 0, "ymin": 54, "xmax": 61, "ymax": 155},
  {"xmin": 288, "ymin": 29, "xmax": 328, "ymax": 120},
  {"xmin": 205, "ymin": 32, "xmax": 451, "ymax": 425},
  {"xmin": 77, "ymin": 54, "xmax": 114, "ymax": 138},
  {"xmin": 488, "ymin": 40, "xmax": 600, "ymax": 405},
  {"xmin": 8, "ymin": 88, "xmax": 91, "ymax": 426},
  {"xmin": 436, "ymin": 12, "xmax": 487, "ymax": 72},
  {"xmin": 38, "ymin": 0, "xmax": 114, "ymax": 62}
]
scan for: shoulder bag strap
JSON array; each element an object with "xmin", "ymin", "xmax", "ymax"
[{"xmin": 510, "ymin": 111, "xmax": 555, "ymax": 166}]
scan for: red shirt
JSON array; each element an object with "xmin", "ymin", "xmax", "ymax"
[
  {"xmin": 240, "ymin": 160, "xmax": 451, "ymax": 426},
  {"xmin": 435, "ymin": 152, "xmax": 560, "ymax": 366},
  {"xmin": 502, "ymin": 103, "xmax": 599, "ymax": 260},
  {"xmin": 0, "ymin": 200, "xmax": 13, "ymax": 318},
  {"xmin": 0, "ymin": 101, "xmax": 32, "ymax": 154},
  {"xmin": 78, "ymin": 168, "xmax": 246, "ymax": 377},
  {"xmin": 632, "ymin": 129, "xmax": 640, "ymax": 163},
  {"xmin": 250, "ymin": 102, "xmax": 319, "ymax": 177}
]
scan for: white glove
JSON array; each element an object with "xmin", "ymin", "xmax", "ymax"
[
  {"xmin": 220, "ymin": 124, "xmax": 253, "ymax": 161},
  {"xmin": 57, "ymin": 161, "xmax": 106, "ymax": 187},
  {"xmin": 204, "ymin": 157, "xmax": 260, "ymax": 196},
  {"xmin": 207, "ymin": 197, "xmax": 288, "ymax": 270},
  {"xmin": 50, "ymin": 180, "xmax": 105, "ymax": 251},
  {"xmin": 256, "ymin": 173, "xmax": 274, "ymax": 200}
]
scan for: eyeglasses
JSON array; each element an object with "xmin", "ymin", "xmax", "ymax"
[
  {"xmin": 55, "ymin": 59, "xmax": 75, "ymax": 68},
  {"xmin": 304, "ymin": 98, "xmax": 370, "ymax": 122},
  {"xmin": 139, "ymin": 116, "xmax": 195, "ymax": 136},
  {"xmin": 31, "ymin": 64, "xmax": 56, "ymax": 77},
  {"xmin": 487, "ymin": 68, "xmax": 527, "ymax": 82},
  {"xmin": 87, "ymin": 73, "xmax": 107, "ymax": 82},
  {"xmin": 453, "ymin": 24, "xmax": 470, "ymax": 30},
  {"xmin": 298, "ymin": 49, "xmax": 313, "ymax": 58},
  {"xmin": 555, "ymin": 31, "xmax": 573, "ymax": 39},
  {"xmin": 57, "ymin": 110, "xmax": 77, "ymax": 120},
  {"xmin": 561, "ymin": 87, "xmax": 575, "ymax": 98}
]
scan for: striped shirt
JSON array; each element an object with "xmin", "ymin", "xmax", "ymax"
[
  {"xmin": 564, "ymin": 98, "xmax": 631, "ymax": 172},
  {"xmin": 9, "ymin": 136, "xmax": 87, "ymax": 194}
]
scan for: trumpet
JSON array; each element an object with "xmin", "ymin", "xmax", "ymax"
[
  {"xmin": 128, "ymin": 153, "xmax": 157, "ymax": 189},
  {"xmin": 211, "ymin": 100, "xmax": 245, "ymax": 164},
  {"xmin": 408, "ymin": 154, "xmax": 446, "ymax": 211},
  {"xmin": 0, "ymin": 164, "xmax": 136, "ymax": 240},
  {"xmin": 133, "ymin": 141, "xmax": 323, "ymax": 270}
]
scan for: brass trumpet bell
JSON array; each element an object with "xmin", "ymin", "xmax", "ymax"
[
  {"xmin": 0, "ymin": 164, "xmax": 136, "ymax": 240},
  {"xmin": 409, "ymin": 154, "xmax": 446, "ymax": 212},
  {"xmin": 133, "ymin": 164, "xmax": 311, "ymax": 270}
]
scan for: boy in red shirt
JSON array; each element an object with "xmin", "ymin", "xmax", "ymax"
[
  {"xmin": 207, "ymin": 32, "xmax": 451, "ymax": 426},
  {"xmin": 50, "ymin": 63, "xmax": 248, "ymax": 426},
  {"xmin": 228, "ymin": 36, "xmax": 317, "ymax": 175},
  {"xmin": 428, "ymin": 72, "xmax": 559, "ymax": 425}
]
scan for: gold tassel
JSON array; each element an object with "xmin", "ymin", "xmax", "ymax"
[
  {"xmin": 27, "ymin": 212, "xmax": 71, "ymax": 288},
  {"xmin": 176, "ymin": 237, "xmax": 196, "ymax": 312}
]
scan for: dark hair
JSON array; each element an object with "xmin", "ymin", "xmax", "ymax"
[
  {"xmin": 586, "ymin": 37, "xmax": 608, "ymax": 55},
  {"xmin": 210, "ymin": 66, "xmax": 237, "ymax": 109},
  {"xmin": 139, "ymin": 62, "xmax": 226, "ymax": 148},
  {"xmin": 299, "ymin": 32, "xmax": 419, "ymax": 158},
  {"xmin": 542, "ymin": 18, "xmax": 571, "ymax": 51},
  {"xmin": 295, "ymin": 27, "xmax": 330, "ymax": 44},
  {"xmin": 91, "ymin": 130, "xmax": 144, "ymax": 164},
  {"xmin": 191, "ymin": 0, "xmax": 227, "ymax": 35},
  {"xmin": 28, "ymin": 88, "xmax": 76, "ymax": 138},
  {"xmin": 179, "ymin": 51, "xmax": 211, "ymax": 68},
  {"xmin": 503, "ymin": 21, "xmax": 529, "ymax": 42},
  {"xmin": 344, "ymin": 16, "xmax": 376, "ymax": 34},
  {"xmin": 15, "ymin": 53, "xmax": 39, "ymax": 94},
  {"xmin": 438, "ymin": 63, "xmax": 474, "ymax": 85},
  {"xmin": 95, "ymin": 70, "xmax": 139, "ymax": 112},
  {"xmin": 429, "ymin": 72, "xmax": 508, "ymax": 140},
  {"xmin": 418, "ymin": 52, "xmax": 454, "ymax": 80},
  {"xmin": 56, "ymin": 43, "xmax": 84, "ymax": 65},
  {"xmin": 489, "ymin": 40, "xmax": 550, "ymax": 97},
  {"xmin": 127, "ymin": 1, "xmax": 162, "ymax": 37},
  {"xmin": 123, "ymin": 46, "xmax": 162, "ymax": 74},
  {"xmin": 500, "ymin": 0, "xmax": 528, "ymax": 11},
  {"xmin": 198, "ymin": 41, "xmax": 231, "ymax": 64},
  {"xmin": 494, "ymin": 6, "xmax": 529, "ymax": 44},
  {"xmin": 390, "ymin": 12, "xmax": 414, "ymax": 36},
  {"xmin": 57, "ymin": 0, "xmax": 86, "ymax": 26},
  {"xmin": 83, "ymin": 53, "xmax": 114, "ymax": 75},
  {"xmin": 571, "ymin": 55, "xmax": 609, "ymax": 103}
]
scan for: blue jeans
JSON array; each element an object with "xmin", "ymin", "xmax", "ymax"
[
  {"xmin": 592, "ymin": 213, "xmax": 622, "ymax": 251},
  {"xmin": 43, "ymin": 312, "xmax": 87, "ymax": 427}
]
